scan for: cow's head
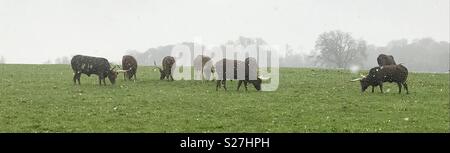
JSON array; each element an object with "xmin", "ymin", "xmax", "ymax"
[
  {"xmin": 154, "ymin": 61, "xmax": 166, "ymax": 80},
  {"xmin": 359, "ymin": 77, "xmax": 371, "ymax": 92},
  {"xmin": 250, "ymin": 75, "xmax": 272, "ymax": 91},
  {"xmin": 247, "ymin": 78, "xmax": 262, "ymax": 91},
  {"xmin": 108, "ymin": 66, "xmax": 119, "ymax": 84},
  {"xmin": 350, "ymin": 74, "xmax": 369, "ymax": 92},
  {"xmin": 159, "ymin": 69, "xmax": 167, "ymax": 80}
]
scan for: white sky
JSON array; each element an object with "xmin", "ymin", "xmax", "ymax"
[{"xmin": 0, "ymin": 0, "xmax": 449, "ymax": 64}]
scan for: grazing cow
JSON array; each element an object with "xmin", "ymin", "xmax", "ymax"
[
  {"xmin": 215, "ymin": 57, "xmax": 263, "ymax": 91},
  {"xmin": 154, "ymin": 56, "xmax": 175, "ymax": 81},
  {"xmin": 122, "ymin": 55, "xmax": 138, "ymax": 81},
  {"xmin": 71, "ymin": 55, "xmax": 118, "ymax": 85},
  {"xmin": 193, "ymin": 55, "xmax": 215, "ymax": 81},
  {"xmin": 377, "ymin": 54, "xmax": 396, "ymax": 66},
  {"xmin": 351, "ymin": 64, "xmax": 409, "ymax": 94}
]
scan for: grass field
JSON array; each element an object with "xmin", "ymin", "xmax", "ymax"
[{"xmin": 0, "ymin": 64, "xmax": 448, "ymax": 132}]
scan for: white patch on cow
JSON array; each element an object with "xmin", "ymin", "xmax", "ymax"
[
  {"xmin": 376, "ymin": 69, "xmax": 379, "ymax": 72},
  {"xmin": 372, "ymin": 75, "xmax": 375, "ymax": 77}
]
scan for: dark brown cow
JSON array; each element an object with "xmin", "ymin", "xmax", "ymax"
[
  {"xmin": 215, "ymin": 57, "xmax": 262, "ymax": 91},
  {"xmin": 71, "ymin": 55, "xmax": 118, "ymax": 85},
  {"xmin": 122, "ymin": 55, "xmax": 138, "ymax": 81},
  {"xmin": 377, "ymin": 54, "xmax": 396, "ymax": 66},
  {"xmin": 352, "ymin": 64, "xmax": 409, "ymax": 94},
  {"xmin": 154, "ymin": 56, "xmax": 175, "ymax": 81}
]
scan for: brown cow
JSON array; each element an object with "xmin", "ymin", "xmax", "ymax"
[
  {"xmin": 351, "ymin": 64, "xmax": 409, "ymax": 94},
  {"xmin": 71, "ymin": 55, "xmax": 118, "ymax": 85},
  {"xmin": 215, "ymin": 57, "xmax": 262, "ymax": 91},
  {"xmin": 122, "ymin": 55, "xmax": 138, "ymax": 81},
  {"xmin": 377, "ymin": 54, "xmax": 396, "ymax": 66},
  {"xmin": 154, "ymin": 56, "xmax": 175, "ymax": 81}
]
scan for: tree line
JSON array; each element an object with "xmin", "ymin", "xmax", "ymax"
[{"xmin": 37, "ymin": 30, "xmax": 449, "ymax": 73}]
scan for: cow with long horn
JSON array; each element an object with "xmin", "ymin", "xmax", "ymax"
[
  {"xmin": 215, "ymin": 57, "xmax": 269, "ymax": 91},
  {"xmin": 351, "ymin": 64, "xmax": 409, "ymax": 94},
  {"xmin": 71, "ymin": 55, "xmax": 118, "ymax": 85}
]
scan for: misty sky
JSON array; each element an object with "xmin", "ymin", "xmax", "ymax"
[{"xmin": 0, "ymin": 0, "xmax": 449, "ymax": 64}]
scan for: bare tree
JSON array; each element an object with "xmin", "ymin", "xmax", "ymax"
[{"xmin": 315, "ymin": 30, "xmax": 367, "ymax": 68}]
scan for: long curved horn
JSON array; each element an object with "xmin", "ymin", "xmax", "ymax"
[
  {"xmin": 360, "ymin": 74, "xmax": 366, "ymax": 78},
  {"xmin": 350, "ymin": 78, "xmax": 362, "ymax": 82},
  {"xmin": 259, "ymin": 75, "xmax": 271, "ymax": 81},
  {"xmin": 116, "ymin": 70, "xmax": 129, "ymax": 73}
]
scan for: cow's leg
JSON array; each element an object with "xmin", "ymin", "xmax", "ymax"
[
  {"xmin": 73, "ymin": 73, "xmax": 77, "ymax": 84},
  {"xmin": 216, "ymin": 80, "xmax": 221, "ymax": 91},
  {"xmin": 397, "ymin": 82, "xmax": 402, "ymax": 94},
  {"xmin": 134, "ymin": 72, "xmax": 137, "ymax": 81},
  {"xmin": 403, "ymin": 82, "xmax": 409, "ymax": 94},
  {"xmin": 73, "ymin": 73, "xmax": 79, "ymax": 85},
  {"xmin": 237, "ymin": 80, "xmax": 243, "ymax": 91},
  {"xmin": 170, "ymin": 74, "xmax": 174, "ymax": 81},
  {"xmin": 379, "ymin": 83, "xmax": 383, "ymax": 93},
  {"xmin": 222, "ymin": 80, "xmax": 227, "ymax": 91},
  {"xmin": 103, "ymin": 78, "xmax": 107, "ymax": 85},
  {"xmin": 77, "ymin": 73, "xmax": 81, "ymax": 85},
  {"xmin": 98, "ymin": 76, "xmax": 102, "ymax": 85},
  {"xmin": 371, "ymin": 86, "xmax": 374, "ymax": 93},
  {"xmin": 244, "ymin": 81, "xmax": 248, "ymax": 91}
]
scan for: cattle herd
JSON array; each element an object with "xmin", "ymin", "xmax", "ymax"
[{"xmin": 71, "ymin": 53, "xmax": 409, "ymax": 94}]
